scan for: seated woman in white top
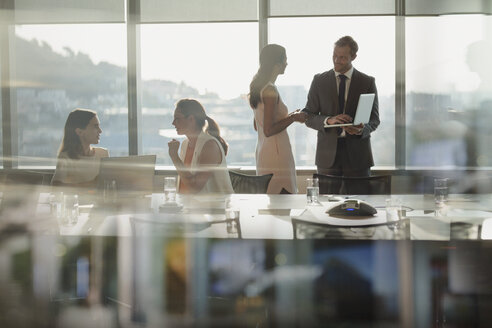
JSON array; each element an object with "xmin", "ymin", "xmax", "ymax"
[
  {"xmin": 168, "ymin": 99, "xmax": 233, "ymax": 194},
  {"xmin": 52, "ymin": 108, "xmax": 109, "ymax": 188}
]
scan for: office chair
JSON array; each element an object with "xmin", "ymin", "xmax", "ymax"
[
  {"xmin": 3, "ymin": 170, "xmax": 48, "ymax": 186},
  {"xmin": 313, "ymin": 173, "xmax": 391, "ymax": 195},
  {"xmin": 228, "ymin": 171, "xmax": 273, "ymax": 194},
  {"xmin": 422, "ymin": 174, "xmax": 492, "ymax": 194}
]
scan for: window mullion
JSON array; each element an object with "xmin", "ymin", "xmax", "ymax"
[
  {"xmin": 127, "ymin": 0, "xmax": 142, "ymax": 155},
  {"xmin": 1, "ymin": 2, "xmax": 18, "ymax": 169}
]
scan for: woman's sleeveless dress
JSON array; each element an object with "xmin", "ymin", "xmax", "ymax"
[
  {"xmin": 253, "ymin": 83, "xmax": 297, "ymax": 194},
  {"xmin": 179, "ymin": 131, "xmax": 233, "ymax": 194}
]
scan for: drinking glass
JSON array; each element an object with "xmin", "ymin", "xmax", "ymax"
[
  {"xmin": 164, "ymin": 176, "xmax": 177, "ymax": 203},
  {"xmin": 434, "ymin": 178, "xmax": 448, "ymax": 205},
  {"xmin": 225, "ymin": 198, "xmax": 240, "ymax": 234},
  {"xmin": 225, "ymin": 198, "xmax": 240, "ymax": 220},
  {"xmin": 49, "ymin": 192, "xmax": 64, "ymax": 220},
  {"xmin": 385, "ymin": 198, "xmax": 402, "ymax": 223},
  {"xmin": 62, "ymin": 194, "xmax": 79, "ymax": 226},
  {"xmin": 306, "ymin": 178, "xmax": 321, "ymax": 205},
  {"xmin": 103, "ymin": 179, "xmax": 117, "ymax": 203}
]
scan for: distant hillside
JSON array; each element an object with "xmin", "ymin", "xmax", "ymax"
[{"xmin": 13, "ymin": 35, "xmax": 217, "ymax": 107}]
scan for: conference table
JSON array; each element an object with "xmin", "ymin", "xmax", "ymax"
[
  {"xmin": 52, "ymin": 192, "xmax": 492, "ymax": 241},
  {"xmin": 1, "ymin": 188, "xmax": 492, "ymax": 327}
]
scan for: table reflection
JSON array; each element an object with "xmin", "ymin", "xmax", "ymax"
[
  {"xmin": 2, "ymin": 234, "xmax": 492, "ymax": 327},
  {"xmin": 1, "ymin": 185, "xmax": 492, "ymax": 326}
]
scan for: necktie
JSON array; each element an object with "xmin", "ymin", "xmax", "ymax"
[{"xmin": 338, "ymin": 74, "xmax": 347, "ymax": 114}]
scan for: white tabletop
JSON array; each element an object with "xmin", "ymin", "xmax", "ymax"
[
  {"xmin": 50, "ymin": 193, "xmax": 492, "ymax": 240},
  {"xmin": 3, "ymin": 190, "xmax": 491, "ymax": 240}
]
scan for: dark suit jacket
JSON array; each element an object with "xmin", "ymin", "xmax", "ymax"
[{"xmin": 304, "ymin": 68, "xmax": 380, "ymax": 170}]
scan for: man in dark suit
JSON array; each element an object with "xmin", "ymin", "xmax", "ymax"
[{"xmin": 304, "ymin": 36, "xmax": 380, "ymax": 177}]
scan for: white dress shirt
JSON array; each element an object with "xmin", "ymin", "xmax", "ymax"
[{"xmin": 326, "ymin": 67, "xmax": 354, "ymax": 137}]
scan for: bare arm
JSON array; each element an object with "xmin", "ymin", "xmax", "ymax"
[
  {"xmin": 262, "ymin": 86, "xmax": 306, "ymax": 137},
  {"xmin": 168, "ymin": 139, "xmax": 221, "ymax": 193}
]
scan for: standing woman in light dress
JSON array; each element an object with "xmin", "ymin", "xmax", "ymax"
[
  {"xmin": 168, "ymin": 99, "xmax": 233, "ymax": 194},
  {"xmin": 52, "ymin": 108, "xmax": 109, "ymax": 187},
  {"xmin": 249, "ymin": 44, "xmax": 307, "ymax": 194}
]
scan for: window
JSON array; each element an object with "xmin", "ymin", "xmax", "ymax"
[
  {"xmin": 2, "ymin": 1, "xmax": 491, "ymax": 172},
  {"xmin": 0, "ymin": 60, "xmax": 3, "ymax": 165},
  {"xmin": 140, "ymin": 23, "xmax": 258, "ymax": 166},
  {"xmin": 405, "ymin": 15, "xmax": 492, "ymax": 168},
  {"xmin": 13, "ymin": 24, "xmax": 128, "ymax": 166},
  {"xmin": 269, "ymin": 17, "xmax": 396, "ymax": 167}
]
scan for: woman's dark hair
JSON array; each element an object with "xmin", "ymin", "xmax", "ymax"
[
  {"xmin": 59, "ymin": 108, "xmax": 97, "ymax": 159},
  {"xmin": 175, "ymin": 98, "xmax": 229, "ymax": 155},
  {"xmin": 249, "ymin": 44, "xmax": 286, "ymax": 109}
]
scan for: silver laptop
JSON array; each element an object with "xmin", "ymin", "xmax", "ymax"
[
  {"xmin": 324, "ymin": 93, "xmax": 375, "ymax": 128},
  {"xmin": 97, "ymin": 155, "xmax": 156, "ymax": 196}
]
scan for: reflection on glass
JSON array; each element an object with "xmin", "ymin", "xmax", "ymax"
[
  {"xmin": 165, "ymin": 239, "xmax": 187, "ymax": 313},
  {"xmin": 140, "ymin": 23, "xmax": 258, "ymax": 166},
  {"xmin": 269, "ymin": 17, "xmax": 396, "ymax": 167},
  {"xmin": 2, "ymin": 232, "xmax": 492, "ymax": 326},
  {"xmin": 13, "ymin": 24, "xmax": 128, "ymax": 166},
  {"xmin": 0, "ymin": 59, "xmax": 2, "ymax": 164},
  {"xmin": 406, "ymin": 15, "xmax": 492, "ymax": 169}
]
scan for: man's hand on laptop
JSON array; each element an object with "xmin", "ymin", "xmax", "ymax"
[
  {"xmin": 344, "ymin": 123, "xmax": 364, "ymax": 135},
  {"xmin": 326, "ymin": 114, "xmax": 352, "ymax": 125}
]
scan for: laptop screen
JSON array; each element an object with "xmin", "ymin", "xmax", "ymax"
[
  {"xmin": 353, "ymin": 93, "xmax": 375, "ymax": 125},
  {"xmin": 97, "ymin": 155, "xmax": 156, "ymax": 195},
  {"xmin": 322, "ymin": 93, "xmax": 375, "ymax": 128}
]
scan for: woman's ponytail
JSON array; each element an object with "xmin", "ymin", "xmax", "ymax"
[{"xmin": 205, "ymin": 116, "xmax": 228, "ymax": 155}]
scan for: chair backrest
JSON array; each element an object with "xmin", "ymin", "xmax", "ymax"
[
  {"xmin": 421, "ymin": 175, "xmax": 492, "ymax": 194},
  {"xmin": 228, "ymin": 171, "xmax": 273, "ymax": 194},
  {"xmin": 1, "ymin": 171, "xmax": 46, "ymax": 219},
  {"xmin": 314, "ymin": 174, "xmax": 391, "ymax": 195},
  {"xmin": 3, "ymin": 170, "xmax": 48, "ymax": 186}
]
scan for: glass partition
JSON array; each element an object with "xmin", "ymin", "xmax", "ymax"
[
  {"xmin": 0, "ymin": 61, "xmax": 3, "ymax": 166},
  {"xmin": 405, "ymin": 15, "xmax": 492, "ymax": 169},
  {"xmin": 1, "ymin": 1, "xmax": 492, "ymax": 172}
]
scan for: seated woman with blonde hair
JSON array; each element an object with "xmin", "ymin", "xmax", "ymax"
[
  {"xmin": 52, "ymin": 108, "xmax": 109, "ymax": 187},
  {"xmin": 168, "ymin": 99, "xmax": 233, "ymax": 194}
]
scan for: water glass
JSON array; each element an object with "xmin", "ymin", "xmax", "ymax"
[
  {"xmin": 385, "ymin": 198, "xmax": 402, "ymax": 223},
  {"xmin": 164, "ymin": 176, "xmax": 177, "ymax": 203},
  {"xmin": 434, "ymin": 178, "xmax": 448, "ymax": 205},
  {"xmin": 62, "ymin": 194, "xmax": 79, "ymax": 226},
  {"xmin": 306, "ymin": 178, "xmax": 321, "ymax": 205},
  {"xmin": 225, "ymin": 198, "xmax": 240, "ymax": 220},
  {"xmin": 49, "ymin": 192, "xmax": 64, "ymax": 220},
  {"xmin": 225, "ymin": 198, "xmax": 240, "ymax": 234},
  {"xmin": 103, "ymin": 179, "xmax": 118, "ymax": 203}
]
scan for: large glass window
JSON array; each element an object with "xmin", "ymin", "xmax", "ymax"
[
  {"xmin": 0, "ymin": 60, "xmax": 3, "ymax": 166},
  {"xmin": 140, "ymin": 23, "xmax": 258, "ymax": 166},
  {"xmin": 269, "ymin": 17, "xmax": 396, "ymax": 167},
  {"xmin": 406, "ymin": 15, "xmax": 492, "ymax": 168},
  {"xmin": 4, "ymin": 3, "xmax": 492, "ymax": 172},
  {"xmin": 13, "ymin": 24, "xmax": 128, "ymax": 166}
]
